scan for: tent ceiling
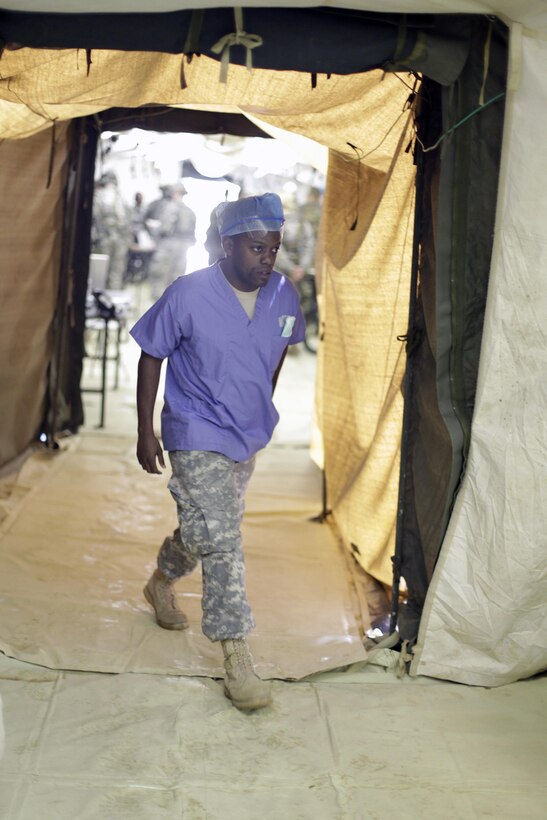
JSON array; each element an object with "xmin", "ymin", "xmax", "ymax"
[
  {"xmin": 0, "ymin": 1, "xmax": 545, "ymax": 30},
  {"xmin": 0, "ymin": 7, "xmax": 471, "ymax": 83}
]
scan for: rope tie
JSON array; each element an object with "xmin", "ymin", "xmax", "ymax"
[{"xmin": 211, "ymin": 7, "xmax": 263, "ymax": 83}]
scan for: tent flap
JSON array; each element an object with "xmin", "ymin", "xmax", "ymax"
[
  {"xmin": 412, "ymin": 24, "xmax": 547, "ymax": 686},
  {"xmin": 0, "ymin": 122, "xmax": 71, "ymax": 467},
  {"xmin": 397, "ymin": 17, "xmax": 508, "ymax": 641}
]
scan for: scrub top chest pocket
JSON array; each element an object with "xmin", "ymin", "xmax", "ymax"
[{"xmin": 268, "ymin": 313, "xmax": 296, "ymax": 372}]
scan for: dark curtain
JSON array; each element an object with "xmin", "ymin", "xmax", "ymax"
[
  {"xmin": 45, "ymin": 118, "xmax": 98, "ymax": 438},
  {"xmin": 396, "ymin": 17, "xmax": 508, "ymax": 639}
]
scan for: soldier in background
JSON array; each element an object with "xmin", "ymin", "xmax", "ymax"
[
  {"xmin": 91, "ymin": 171, "xmax": 129, "ymax": 290},
  {"xmin": 145, "ymin": 183, "xmax": 196, "ymax": 299}
]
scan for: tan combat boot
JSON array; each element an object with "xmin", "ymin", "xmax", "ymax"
[
  {"xmin": 143, "ymin": 569, "xmax": 188, "ymax": 630},
  {"xmin": 221, "ymin": 638, "xmax": 272, "ymax": 711}
]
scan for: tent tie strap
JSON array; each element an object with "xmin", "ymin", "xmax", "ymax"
[
  {"xmin": 211, "ymin": 7, "xmax": 263, "ymax": 83},
  {"xmin": 180, "ymin": 9, "xmax": 204, "ymax": 89},
  {"xmin": 397, "ymin": 326, "xmax": 423, "ymax": 356},
  {"xmin": 46, "ymin": 119, "xmax": 57, "ymax": 189}
]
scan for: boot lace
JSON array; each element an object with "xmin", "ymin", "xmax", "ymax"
[{"xmin": 233, "ymin": 639, "xmax": 254, "ymax": 672}]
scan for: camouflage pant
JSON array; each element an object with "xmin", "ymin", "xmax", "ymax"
[{"xmin": 158, "ymin": 450, "xmax": 256, "ymax": 642}]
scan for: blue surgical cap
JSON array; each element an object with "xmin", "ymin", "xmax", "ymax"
[{"xmin": 216, "ymin": 193, "xmax": 285, "ymax": 238}]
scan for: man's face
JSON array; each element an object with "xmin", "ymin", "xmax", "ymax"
[{"xmin": 223, "ymin": 231, "xmax": 282, "ymax": 292}]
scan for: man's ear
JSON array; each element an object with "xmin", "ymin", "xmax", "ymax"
[{"xmin": 222, "ymin": 237, "xmax": 234, "ymax": 257}]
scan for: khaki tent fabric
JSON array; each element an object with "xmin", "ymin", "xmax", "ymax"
[
  {"xmin": 0, "ymin": 49, "xmax": 409, "ymax": 168},
  {"xmin": 0, "ymin": 48, "xmax": 413, "ymax": 586},
  {"xmin": 0, "ymin": 122, "xmax": 70, "ymax": 469},
  {"xmin": 318, "ymin": 136, "xmax": 415, "ymax": 585}
]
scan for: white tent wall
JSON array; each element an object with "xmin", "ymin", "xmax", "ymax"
[{"xmin": 412, "ymin": 25, "xmax": 547, "ymax": 686}]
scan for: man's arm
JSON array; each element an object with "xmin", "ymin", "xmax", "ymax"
[{"xmin": 136, "ymin": 351, "xmax": 166, "ymax": 474}]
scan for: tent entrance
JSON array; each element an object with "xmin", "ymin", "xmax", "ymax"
[
  {"xmin": 87, "ymin": 116, "xmax": 395, "ymax": 644},
  {"xmin": 0, "ymin": 11, "xmax": 508, "ymax": 658}
]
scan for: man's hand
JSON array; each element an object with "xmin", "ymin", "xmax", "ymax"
[
  {"xmin": 137, "ymin": 430, "xmax": 166, "ymax": 474},
  {"xmin": 136, "ymin": 351, "xmax": 165, "ymax": 473}
]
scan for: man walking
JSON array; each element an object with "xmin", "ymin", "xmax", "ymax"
[{"xmin": 130, "ymin": 193, "xmax": 305, "ymax": 711}]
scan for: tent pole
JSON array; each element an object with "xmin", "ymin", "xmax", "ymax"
[
  {"xmin": 46, "ymin": 119, "xmax": 92, "ymax": 444},
  {"xmin": 389, "ymin": 140, "xmax": 424, "ymax": 636}
]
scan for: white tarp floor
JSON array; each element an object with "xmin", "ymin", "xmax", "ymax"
[
  {"xmin": 1, "ymin": 303, "xmax": 546, "ymax": 818},
  {"xmin": 0, "ymin": 436, "xmax": 367, "ymax": 679},
  {"xmin": 1, "ymin": 650, "xmax": 546, "ymax": 819}
]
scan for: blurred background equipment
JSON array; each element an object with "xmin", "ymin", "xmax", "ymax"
[{"xmin": 125, "ymin": 192, "xmax": 155, "ymax": 283}]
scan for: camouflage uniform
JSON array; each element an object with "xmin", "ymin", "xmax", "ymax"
[
  {"xmin": 157, "ymin": 450, "xmax": 256, "ymax": 641},
  {"xmin": 145, "ymin": 194, "xmax": 196, "ymax": 299},
  {"xmin": 91, "ymin": 176, "xmax": 129, "ymax": 290}
]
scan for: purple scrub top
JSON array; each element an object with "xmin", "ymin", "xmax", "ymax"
[{"xmin": 130, "ymin": 263, "xmax": 306, "ymax": 461}]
